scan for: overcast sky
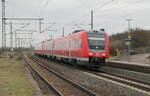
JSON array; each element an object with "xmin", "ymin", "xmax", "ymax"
[{"xmin": 0, "ymin": 0, "xmax": 150, "ymax": 47}]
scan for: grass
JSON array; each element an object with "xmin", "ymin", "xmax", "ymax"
[{"xmin": 0, "ymin": 58, "xmax": 34, "ymax": 96}]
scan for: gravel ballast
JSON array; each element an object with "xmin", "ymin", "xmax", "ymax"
[{"xmin": 36, "ymin": 56, "xmax": 150, "ymax": 96}]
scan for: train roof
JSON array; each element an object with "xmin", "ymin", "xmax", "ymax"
[
  {"xmin": 39, "ymin": 29, "xmax": 106, "ymax": 45},
  {"xmin": 72, "ymin": 29, "xmax": 106, "ymax": 35}
]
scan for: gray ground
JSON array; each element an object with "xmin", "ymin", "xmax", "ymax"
[{"xmin": 115, "ymin": 53, "xmax": 150, "ymax": 64}]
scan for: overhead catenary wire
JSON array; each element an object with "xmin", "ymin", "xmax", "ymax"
[
  {"xmin": 67, "ymin": 0, "xmax": 146, "ymax": 26},
  {"xmin": 69, "ymin": 0, "xmax": 150, "ymax": 32},
  {"xmin": 40, "ymin": 22, "xmax": 56, "ymax": 33},
  {"xmin": 68, "ymin": 0, "xmax": 114, "ymax": 25},
  {"xmin": 5, "ymin": 0, "xmax": 44, "ymax": 32},
  {"xmin": 2, "ymin": 0, "xmax": 150, "ymax": 47},
  {"xmin": 122, "ymin": 6, "xmax": 150, "ymax": 18},
  {"xmin": 38, "ymin": 0, "xmax": 52, "ymax": 18},
  {"xmin": 0, "ymin": 0, "xmax": 45, "ymax": 48},
  {"xmin": 94, "ymin": 1, "xmax": 150, "ymax": 21}
]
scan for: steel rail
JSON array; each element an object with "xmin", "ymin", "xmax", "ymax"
[
  {"xmin": 99, "ymin": 62, "xmax": 150, "ymax": 86},
  {"xmin": 24, "ymin": 56, "xmax": 64, "ymax": 96},
  {"xmin": 33, "ymin": 54, "xmax": 150, "ymax": 92},
  {"xmin": 99, "ymin": 66, "xmax": 150, "ymax": 85},
  {"xmin": 93, "ymin": 72, "xmax": 150, "ymax": 92},
  {"xmin": 105, "ymin": 61, "xmax": 150, "ymax": 74},
  {"xmin": 33, "ymin": 55, "xmax": 150, "ymax": 93},
  {"xmin": 35, "ymin": 55, "xmax": 150, "ymax": 85},
  {"xmin": 30, "ymin": 55, "xmax": 98, "ymax": 96}
]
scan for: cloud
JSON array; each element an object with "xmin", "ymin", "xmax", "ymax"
[{"xmin": 0, "ymin": 0, "xmax": 150, "ymax": 46}]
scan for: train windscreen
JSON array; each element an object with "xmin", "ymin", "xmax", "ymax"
[{"xmin": 88, "ymin": 34, "xmax": 105, "ymax": 52}]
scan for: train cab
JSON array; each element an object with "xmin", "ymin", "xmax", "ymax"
[{"xmin": 86, "ymin": 29, "xmax": 109, "ymax": 64}]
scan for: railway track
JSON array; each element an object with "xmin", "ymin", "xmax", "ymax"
[
  {"xmin": 24, "ymin": 55, "xmax": 63, "ymax": 96},
  {"xmin": 24, "ymin": 55, "xmax": 98, "ymax": 96},
  {"xmin": 99, "ymin": 61, "xmax": 150, "ymax": 86},
  {"xmin": 33, "ymin": 55, "xmax": 150, "ymax": 96},
  {"xmin": 84, "ymin": 64, "xmax": 150, "ymax": 95},
  {"xmin": 85, "ymin": 65, "xmax": 150, "ymax": 95},
  {"xmin": 104, "ymin": 61, "xmax": 150, "ymax": 74},
  {"xmin": 85, "ymin": 71, "xmax": 150, "ymax": 93}
]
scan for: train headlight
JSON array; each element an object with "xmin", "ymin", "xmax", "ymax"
[
  {"xmin": 89, "ymin": 53, "xmax": 92, "ymax": 55},
  {"xmin": 102, "ymin": 53, "xmax": 106, "ymax": 56}
]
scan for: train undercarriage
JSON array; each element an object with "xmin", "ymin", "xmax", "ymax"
[{"xmin": 35, "ymin": 53, "xmax": 105, "ymax": 69}]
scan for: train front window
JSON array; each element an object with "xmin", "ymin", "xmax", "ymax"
[{"xmin": 88, "ymin": 36, "xmax": 105, "ymax": 52}]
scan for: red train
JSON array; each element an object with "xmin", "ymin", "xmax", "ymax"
[{"xmin": 35, "ymin": 30, "xmax": 109, "ymax": 68}]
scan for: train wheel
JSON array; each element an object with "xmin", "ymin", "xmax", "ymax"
[{"xmin": 70, "ymin": 59, "xmax": 77, "ymax": 65}]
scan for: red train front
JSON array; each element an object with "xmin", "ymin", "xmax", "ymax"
[{"xmin": 35, "ymin": 29, "xmax": 109, "ymax": 68}]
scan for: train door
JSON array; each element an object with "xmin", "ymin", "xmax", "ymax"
[{"xmin": 68, "ymin": 38, "xmax": 72, "ymax": 57}]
